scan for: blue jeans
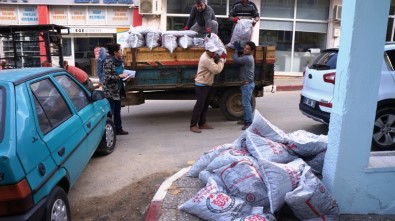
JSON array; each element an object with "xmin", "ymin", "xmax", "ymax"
[{"xmin": 241, "ymin": 82, "xmax": 255, "ymax": 124}]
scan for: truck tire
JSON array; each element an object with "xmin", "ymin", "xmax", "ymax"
[{"xmin": 220, "ymin": 88, "xmax": 256, "ymax": 120}]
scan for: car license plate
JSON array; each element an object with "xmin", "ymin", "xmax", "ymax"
[{"xmin": 303, "ymin": 97, "xmax": 316, "ymax": 108}]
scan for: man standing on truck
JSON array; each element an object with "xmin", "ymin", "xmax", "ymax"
[
  {"xmin": 190, "ymin": 42, "xmax": 227, "ymax": 133},
  {"xmin": 229, "ymin": 0, "xmax": 260, "ymax": 27},
  {"xmin": 103, "ymin": 43, "xmax": 129, "ymax": 135},
  {"xmin": 233, "ymin": 41, "xmax": 256, "ymax": 130},
  {"xmin": 183, "ymin": 0, "xmax": 218, "ymax": 36}
]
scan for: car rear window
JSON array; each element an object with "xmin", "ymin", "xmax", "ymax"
[
  {"xmin": 0, "ymin": 87, "xmax": 4, "ymax": 142},
  {"xmin": 308, "ymin": 50, "xmax": 338, "ymax": 70}
]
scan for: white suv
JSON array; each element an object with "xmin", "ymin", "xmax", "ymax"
[{"xmin": 299, "ymin": 43, "xmax": 395, "ymax": 151}]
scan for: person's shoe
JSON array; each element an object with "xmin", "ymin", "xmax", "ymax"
[
  {"xmin": 199, "ymin": 123, "xmax": 213, "ymax": 129},
  {"xmin": 237, "ymin": 120, "xmax": 245, "ymax": 125},
  {"xmin": 116, "ymin": 129, "xmax": 129, "ymax": 135},
  {"xmin": 190, "ymin": 125, "xmax": 202, "ymax": 133},
  {"xmin": 241, "ymin": 123, "xmax": 251, "ymax": 130}
]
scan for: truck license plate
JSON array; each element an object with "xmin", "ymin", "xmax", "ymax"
[{"xmin": 303, "ymin": 97, "xmax": 316, "ymax": 108}]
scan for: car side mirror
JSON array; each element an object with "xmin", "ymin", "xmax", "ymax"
[{"xmin": 91, "ymin": 90, "xmax": 105, "ymax": 101}]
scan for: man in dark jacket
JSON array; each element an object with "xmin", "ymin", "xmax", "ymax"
[
  {"xmin": 229, "ymin": 0, "xmax": 260, "ymax": 27},
  {"xmin": 183, "ymin": 0, "xmax": 218, "ymax": 35}
]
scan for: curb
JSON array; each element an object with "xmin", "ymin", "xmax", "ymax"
[{"xmin": 144, "ymin": 167, "xmax": 191, "ymax": 221}]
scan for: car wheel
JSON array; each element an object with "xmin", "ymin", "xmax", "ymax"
[
  {"xmin": 372, "ymin": 106, "xmax": 395, "ymax": 151},
  {"xmin": 96, "ymin": 117, "xmax": 116, "ymax": 155},
  {"xmin": 45, "ymin": 186, "xmax": 70, "ymax": 221}
]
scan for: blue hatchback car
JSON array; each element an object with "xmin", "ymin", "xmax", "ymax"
[{"xmin": 0, "ymin": 68, "xmax": 116, "ymax": 220}]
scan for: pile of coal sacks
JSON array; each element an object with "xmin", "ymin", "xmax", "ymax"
[{"xmin": 179, "ymin": 111, "xmax": 339, "ymax": 221}]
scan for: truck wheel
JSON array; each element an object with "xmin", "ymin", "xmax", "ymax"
[
  {"xmin": 220, "ymin": 88, "xmax": 256, "ymax": 120},
  {"xmin": 45, "ymin": 186, "xmax": 70, "ymax": 221},
  {"xmin": 96, "ymin": 117, "xmax": 116, "ymax": 155}
]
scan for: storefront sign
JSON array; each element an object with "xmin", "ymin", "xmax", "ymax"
[
  {"xmin": 0, "ymin": 6, "xmax": 17, "ymax": 24},
  {"xmin": 0, "ymin": 0, "xmax": 132, "ymax": 6},
  {"xmin": 20, "ymin": 6, "xmax": 38, "ymax": 24},
  {"xmin": 70, "ymin": 27, "xmax": 117, "ymax": 33},
  {"xmin": 51, "ymin": 6, "xmax": 68, "ymax": 24}
]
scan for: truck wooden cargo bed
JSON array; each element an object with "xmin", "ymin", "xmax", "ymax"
[{"xmin": 122, "ymin": 45, "xmax": 275, "ymax": 120}]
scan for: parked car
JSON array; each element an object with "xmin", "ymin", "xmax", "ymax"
[
  {"xmin": 0, "ymin": 67, "xmax": 116, "ymax": 220},
  {"xmin": 299, "ymin": 43, "xmax": 395, "ymax": 151}
]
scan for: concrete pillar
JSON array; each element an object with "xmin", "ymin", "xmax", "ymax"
[{"xmin": 322, "ymin": 0, "xmax": 393, "ymax": 214}]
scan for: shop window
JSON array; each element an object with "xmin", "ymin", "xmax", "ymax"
[
  {"xmin": 296, "ymin": 0, "xmax": 329, "ymax": 20},
  {"xmin": 167, "ymin": 0, "xmax": 227, "ymax": 16},
  {"xmin": 262, "ymin": 0, "xmax": 295, "ymax": 19}
]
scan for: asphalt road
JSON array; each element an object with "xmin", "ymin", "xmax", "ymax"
[{"xmin": 68, "ymin": 90, "xmax": 328, "ymax": 201}]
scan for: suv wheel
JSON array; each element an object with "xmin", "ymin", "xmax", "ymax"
[
  {"xmin": 372, "ymin": 106, "xmax": 395, "ymax": 151},
  {"xmin": 46, "ymin": 186, "xmax": 70, "ymax": 221}
]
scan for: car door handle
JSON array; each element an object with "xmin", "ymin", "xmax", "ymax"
[
  {"xmin": 58, "ymin": 147, "xmax": 65, "ymax": 157},
  {"xmin": 87, "ymin": 122, "xmax": 91, "ymax": 128}
]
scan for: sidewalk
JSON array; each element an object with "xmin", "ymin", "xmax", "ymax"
[{"xmin": 146, "ymin": 167, "xmax": 395, "ymax": 221}]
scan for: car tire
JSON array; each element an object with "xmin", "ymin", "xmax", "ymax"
[
  {"xmin": 96, "ymin": 117, "xmax": 116, "ymax": 155},
  {"xmin": 219, "ymin": 88, "xmax": 256, "ymax": 121},
  {"xmin": 372, "ymin": 106, "xmax": 395, "ymax": 151},
  {"xmin": 45, "ymin": 186, "xmax": 70, "ymax": 221}
]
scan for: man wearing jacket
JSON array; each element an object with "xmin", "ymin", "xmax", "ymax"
[
  {"xmin": 229, "ymin": 0, "xmax": 260, "ymax": 27},
  {"xmin": 190, "ymin": 42, "xmax": 226, "ymax": 133},
  {"xmin": 183, "ymin": 0, "xmax": 218, "ymax": 35}
]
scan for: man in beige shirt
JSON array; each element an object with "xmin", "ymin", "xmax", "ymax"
[{"xmin": 190, "ymin": 42, "xmax": 226, "ymax": 133}]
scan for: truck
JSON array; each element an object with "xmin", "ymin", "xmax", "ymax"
[{"xmin": 122, "ymin": 45, "xmax": 275, "ymax": 120}]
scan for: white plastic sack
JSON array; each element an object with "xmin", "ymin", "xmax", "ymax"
[
  {"xmin": 145, "ymin": 31, "xmax": 161, "ymax": 50},
  {"xmin": 227, "ymin": 19, "xmax": 253, "ymax": 49},
  {"xmin": 188, "ymin": 143, "xmax": 234, "ymax": 177},
  {"xmin": 193, "ymin": 37, "xmax": 205, "ymax": 47},
  {"xmin": 206, "ymin": 148, "xmax": 254, "ymax": 171},
  {"xmin": 214, "ymin": 159, "xmax": 269, "ymax": 207},
  {"xmin": 285, "ymin": 170, "xmax": 339, "ymax": 220},
  {"xmin": 126, "ymin": 32, "xmax": 145, "ymax": 48},
  {"xmin": 285, "ymin": 130, "xmax": 328, "ymax": 157},
  {"xmin": 232, "ymin": 212, "xmax": 276, "ymax": 221},
  {"xmin": 178, "ymin": 35, "xmax": 193, "ymax": 49},
  {"xmin": 304, "ymin": 150, "xmax": 326, "ymax": 175},
  {"xmin": 161, "ymin": 34, "xmax": 178, "ymax": 53},
  {"xmin": 247, "ymin": 111, "xmax": 288, "ymax": 144},
  {"xmin": 129, "ymin": 26, "xmax": 161, "ymax": 35},
  {"xmin": 179, "ymin": 177, "xmax": 253, "ymax": 221},
  {"xmin": 198, "ymin": 170, "xmax": 224, "ymax": 186},
  {"xmin": 205, "ymin": 33, "xmax": 227, "ymax": 56},
  {"xmin": 162, "ymin": 30, "xmax": 198, "ymax": 37},
  {"xmin": 259, "ymin": 158, "xmax": 311, "ymax": 214},
  {"xmin": 246, "ymin": 131, "xmax": 298, "ymax": 164},
  {"xmin": 233, "ymin": 131, "xmax": 247, "ymax": 149}
]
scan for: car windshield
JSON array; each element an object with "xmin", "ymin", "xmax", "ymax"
[
  {"xmin": 309, "ymin": 50, "xmax": 338, "ymax": 70},
  {"xmin": 0, "ymin": 87, "xmax": 4, "ymax": 143}
]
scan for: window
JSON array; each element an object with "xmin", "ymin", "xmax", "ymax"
[
  {"xmin": 261, "ymin": 0, "xmax": 295, "ymax": 19},
  {"xmin": 385, "ymin": 49, "xmax": 395, "ymax": 71},
  {"xmin": 55, "ymin": 75, "xmax": 90, "ymax": 111},
  {"xmin": 296, "ymin": 0, "xmax": 329, "ymax": 20},
  {"xmin": 31, "ymin": 79, "xmax": 72, "ymax": 133}
]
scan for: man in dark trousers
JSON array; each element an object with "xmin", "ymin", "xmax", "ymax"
[
  {"xmin": 233, "ymin": 41, "xmax": 256, "ymax": 130},
  {"xmin": 190, "ymin": 42, "xmax": 226, "ymax": 133},
  {"xmin": 183, "ymin": 0, "xmax": 218, "ymax": 35},
  {"xmin": 229, "ymin": 0, "xmax": 260, "ymax": 27}
]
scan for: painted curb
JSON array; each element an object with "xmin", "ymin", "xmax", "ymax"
[{"xmin": 144, "ymin": 167, "xmax": 191, "ymax": 221}]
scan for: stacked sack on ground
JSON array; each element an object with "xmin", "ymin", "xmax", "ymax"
[{"xmin": 179, "ymin": 111, "xmax": 339, "ymax": 221}]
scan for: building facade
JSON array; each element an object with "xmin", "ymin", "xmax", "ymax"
[{"xmin": 1, "ymin": 0, "xmax": 395, "ymax": 75}]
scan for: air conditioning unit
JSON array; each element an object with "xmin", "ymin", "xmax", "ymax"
[
  {"xmin": 139, "ymin": 0, "xmax": 162, "ymax": 15},
  {"xmin": 333, "ymin": 5, "xmax": 342, "ymax": 20}
]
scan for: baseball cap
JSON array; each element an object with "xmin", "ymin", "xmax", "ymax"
[{"xmin": 205, "ymin": 42, "xmax": 219, "ymax": 52}]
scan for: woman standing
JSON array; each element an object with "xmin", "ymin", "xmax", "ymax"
[{"xmin": 102, "ymin": 43, "xmax": 129, "ymax": 135}]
